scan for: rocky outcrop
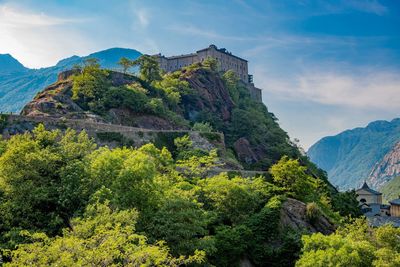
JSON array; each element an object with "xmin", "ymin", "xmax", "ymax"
[
  {"xmin": 368, "ymin": 142, "xmax": 400, "ymax": 189},
  {"xmin": 234, "ymin": 137, "xmax": 258, "ymax": 164},
  {"xmin": 182, "ymin": 68, "xmax": 235, "ymax": 121},
  {"xmin": 280, "ymin": 198, "xmax": 335, "ymax": 235}
]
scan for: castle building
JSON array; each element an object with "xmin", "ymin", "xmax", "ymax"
[{"xmin": 154, "ymin": 45, "xmax": 262, "ymax": 102}]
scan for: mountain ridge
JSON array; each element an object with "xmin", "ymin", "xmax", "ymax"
[{"xmin": 308, "ymin": 118, "xmax": 400, "ymax": 190}]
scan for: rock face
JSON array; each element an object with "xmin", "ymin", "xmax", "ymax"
[
  {"xmin": 368, "ymin": 142, "xmax": 400, "ymax": 189},
  {"xmin": 308, "ymin": 119, "xmax": 400, "ymax": 190},
  {"xmin": 280, "ymin": 198, "xmax": 335, "ymax": 235},
  {"xmin": 182, "ymin": 68, "xmax": 235, "ymax": 121},
  {"xmin": 234, "ymin": 137, "xmax": 258, "ymax": 164}
]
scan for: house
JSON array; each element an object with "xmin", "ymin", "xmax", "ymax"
[
  {"xmin": 389, "ymin": 198, "xmax": 400, "ymax": 217},
  {"xmin": 356, "ymin": 181, "xmax": 383, "ymax": 205},
  {"xmin": 356, "ymin": 182, "xmax": 389, "ymax": 217}
]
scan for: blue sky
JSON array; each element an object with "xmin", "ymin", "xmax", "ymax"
[{"xmin": 1, "ymin": 0, "xmax": 399, "ymax": 148}]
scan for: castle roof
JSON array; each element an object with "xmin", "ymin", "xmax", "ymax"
[{"xmin": 357, "ymin": 181, "xmax": 382, "ymax": 195}]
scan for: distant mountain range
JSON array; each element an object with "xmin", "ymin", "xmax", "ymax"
[
  {"xmin": 308, "ymin": 119, "xmax": 400, "ymax": 190},
  {"xmin": 0, "ymin": 48, "xmax": 141, "ymax": 112}
]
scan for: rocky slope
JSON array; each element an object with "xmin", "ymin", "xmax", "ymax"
[
  {"xmin": 308, "ymin": 119, "xmax": 400, "ymax": 190},
  {"xmin": 368, "ymin": 142, "xmax": 400, "ymax": 189},
  {"xmin": 0, "ymin": 48, "xmax": 141, "ymax": 112}
]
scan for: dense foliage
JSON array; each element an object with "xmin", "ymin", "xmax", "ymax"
[
  {"xmin": 0, "ymin": 125, "xmax": 350, "ymax": 266},
  {"xmin": 297, "ymin": 218, "xmax": 400, "ymax": 267}
]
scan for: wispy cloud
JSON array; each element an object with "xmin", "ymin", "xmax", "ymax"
[
  {"xmin": 255, "ymin": 66, "xmax": 400, "ymax": 111},
  {"xmin": 135, "ymin": 8, "xmax": 150, "ymax": 28},
  {"xmin": 0, "ymin": 5, "xmax": 71, "ymax": 26}
]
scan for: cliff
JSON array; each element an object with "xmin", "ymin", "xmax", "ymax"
[{"xmin": 368, "ymin": 142, "xmax": 400, "ymax": 189}]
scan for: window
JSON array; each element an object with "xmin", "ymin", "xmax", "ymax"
[{"xmin": 360, "ymin": 198, "xmax": 367, "ymax": 203}]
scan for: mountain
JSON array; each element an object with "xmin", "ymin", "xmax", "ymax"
[
  {"xmin": 308, "ymin": 118, "xmax": 400, "ymax": 190},
  {"xmin": 0, "ymin": 48, "xmax": 141, "ymax": 113},
  {"xmin": 0, "ymin": 54, "xmax": 27, "ymax": 73}
]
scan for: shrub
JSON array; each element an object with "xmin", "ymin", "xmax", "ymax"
[
  {"xmin": 306, "ymin": 202, "xmax": 321, "ymax": 224},
  {"xmin": 192, "ymin": 122, "xmax": 213, "ymax": 132}
]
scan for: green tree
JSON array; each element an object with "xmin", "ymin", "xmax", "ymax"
[
  {"xmin": 133, "ymin": 55, "xmax": 162, "ymax": 83},
  {"xmin": 4, "ymin": 201, "xmax": 205, "ymax": 266},
  {"xmin": 192, "ymin": 122, "xmax": 213, "ymax": 132},
  {"xmin": 0, "ymin": 125, "xmax": 96, "ymax": 241},
  {"xmin": 296, "ymin": 218, "xmax": 400, "ymax": 267},
  {"xmin": 270, "ymin": 156, "xmax": 318, "ymax": 202},
  {"xmin": 197, "ymin": 173, "xmax": 272, "ymax": 224},
  {"xmin": 202, "ymin": 57, "xmax": 219, "ymax": 72},
  {"xmin": 118, "ymin": 57, "xmax": 134, "ymax": 74},
  {"xmin": 153, "ymin": 72, "xmax": 190, "ymax": 107},
  {"xmin": 222, "ymin": 70, "xmax": 240, "ymax": 103},
  {"xmin": 71, "ymin": 59, "xmax": 109, "ymax": 110}
]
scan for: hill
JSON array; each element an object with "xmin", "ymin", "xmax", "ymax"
[
  {"xmin": 0, "ymin": 48, "xmax": 141, "ymax": 112},
  {"xmin": 0, "ymin": 57, "xmax": 359, "ymax": 266},
  {"xmin": 308, "ymin": 119, "xmax": 400, "ymax": 190}
]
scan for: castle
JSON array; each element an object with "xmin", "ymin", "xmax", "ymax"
[{"xmin": 154, "ymin": 44, "xmax": 262, "ymax": 102}]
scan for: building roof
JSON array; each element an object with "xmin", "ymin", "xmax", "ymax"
[
  {"xmin": 389, "ymin": 199, "xmax": 400, "ymax": 205},
  {"xmin": 357, "ymin": 181, "xmax": 382, "ymax": 195},
  {"xmin": 196, "ymin": 44, "xmax": 248, "ymax": 62}
]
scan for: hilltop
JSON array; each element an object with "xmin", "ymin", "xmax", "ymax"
[
  {"xmin": 12, "ymin": 57, "xmax": 307, "ymax": 172},
  {"xmin": 0, "ymin": 48, "xmax": 141, "ymax": 112}
]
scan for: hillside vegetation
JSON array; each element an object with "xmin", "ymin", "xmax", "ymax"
[
  {"xmin": 0, "ymin": 124, "xmax": 352, "ymax": 266},
  {"xmin": 0, "ymin": 56, "xmax": 364, "ymax": 266}
]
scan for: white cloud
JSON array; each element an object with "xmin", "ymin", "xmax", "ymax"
[
  {"xmin": 255, "ymin": 66, "xmax": 400, "ymax": 112},
  {"xmin": 0, "ymin": 4, "xmax": 92, "ymax": 68},
  {"xmin": 135, "ymin": 8, "xmax": 150, "ymax": 28}
]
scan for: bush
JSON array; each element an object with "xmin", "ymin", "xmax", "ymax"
[
  {"xmin": 306, "ymin": 202, "xmax": 321, "ymax": 224},
  {"xmin": 192, "ymin": 122, "xmax": 213, "ymax": 132},
  {"xmin": 0, "ymin": 114, "xmax": 9, "ymax": 132}
]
